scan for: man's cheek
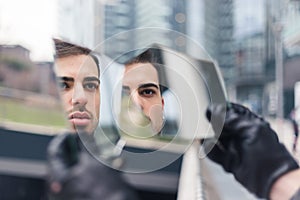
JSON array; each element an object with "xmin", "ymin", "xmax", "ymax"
[
  {"xmin": 149, "ymin": 104, "xmax": 164, "ymax": 132},
  {"xmin": 62, "ymin": 95, "xmax": 70, "ymax": 109},
  {"xmin": 95, "ymin": 92, "xmax": 100, "ymax": 118},
  {"xmin": 88, "ymin": 95, "xmax": 100, "ymax": 117}
]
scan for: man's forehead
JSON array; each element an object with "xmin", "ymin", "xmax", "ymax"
[
  {"xmin": 125, "ymin": 62, "xmax": 156, "ymax": 72},
  {"xmin": 123, "ymin": 63, "xmax": 159, "ymax": 87},
  {"xmin": 55, "ymin": 55, "xmax": 98, "ymax": 76}
]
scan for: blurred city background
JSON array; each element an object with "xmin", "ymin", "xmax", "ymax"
[
  {"xmin": 1, "ymin": 0, "xmax": 300, "ymax": 119},
  {"xmin": 1, "ymin": 0, "xmax": 300, "ymax": 145},
  {"xmin": 0, "ymin": 1, "xmax": 300, "ymax": 198}
]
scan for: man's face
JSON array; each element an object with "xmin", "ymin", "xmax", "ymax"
[
  {"xmin": 55, "ymin": 54, "xmax": 100, "ymax": 134},
  {"xmin": 122, "ymin": 62, "xmax": 164, "ymax": 133}
]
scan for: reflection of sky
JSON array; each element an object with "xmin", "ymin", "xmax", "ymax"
[
  {"xmin": 234, "ymin": 0, "xmax": 265, "ymax": 38},
  {"xmin": 163, "ymin": 90, "xmax": 180, "ymax": 121},
  {"xmin": 0, "ymin": 0, "xmax": 57, "ymax": 61}
]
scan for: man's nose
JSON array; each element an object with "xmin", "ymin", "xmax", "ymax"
[
  {"xmin": 72, "ymin": 84, "xmax": 88, "ymax": 106},
  {"xmin": 130, "ymin": 91, "xmax": 143, "ymax": 110}
]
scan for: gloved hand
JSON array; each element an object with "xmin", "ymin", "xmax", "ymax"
[
  {"xmin": 47, "ymin": 133, "xmax": 138, "ymax": 200},
  {"xmin": 203, "ymin": 102, "xmax": 299, "ymax": 199}
]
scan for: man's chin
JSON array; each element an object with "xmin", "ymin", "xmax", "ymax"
[{"xmin": 69, "ymin": 125, "xmax": 94, "ymax": 135}]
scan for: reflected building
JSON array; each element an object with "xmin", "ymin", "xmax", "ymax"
[
  {"xmin": 168, "ymin": 0, "xmax": 187, "ymax": 52},
  {"xmin": 135, "ymin": 0, "xmax": 187, "ymax": 52},
  {"xmin": 102, "ymin": 0, "xmax": 187, "ymax": 60},
  {"xmin": 134, "ymin": 0, "xmax": 172, "ymax": 49},
  {"xmin": 102, "ymin": 0, "xmax": 136, "ymax": 59}
]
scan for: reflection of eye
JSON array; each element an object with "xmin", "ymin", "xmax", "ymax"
[
  {"xmin": 58, "ymin": 82, "xmax": 70, "ymax": 91},
  {"xmin": 84, "ymin": 82, "xmax": 99, "ymax": 92},
  {"xmin": 122, "ymin": 87, "xmax": 130, "ymax": 96},
  {"xmin": 139, "ymin": 89, "xmax": 156, "ymax": 97}
]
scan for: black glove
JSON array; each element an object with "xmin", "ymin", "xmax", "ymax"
[
  {"xmin": 47, "ymin": 133, "xmax": 139, "ymax": 200},
  {"xmin": 204, "ymin": 102, "xmax": 299, "ymax": 199}
]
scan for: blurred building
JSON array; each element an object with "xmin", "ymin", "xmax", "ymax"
[
  {"xmin": 282, "ymin": 0, "xmax": 300, "ymax": 116},
  {"xmin": 57, "ymin": 0, "xmax": 96, "ymax": 48},
  {"xmin": 284, "ymin": 0, "xmax": 300, "ymax": 56},
  {"xmin": 262, "ymin": 0, "xmax": 300, "ymax": 117},
  {"xmin": 102, "ymin": 0, "xmax": 187, "ymax": 60},
  {"xmin": 54, "ymin": 0, "xmax": 300, "ymax": 118},
  {"xmin": 134, "ymin": 0, "xmax": 187, "ymax": 52},
  {"xmin": 231, "ymin": 0, "xmax": 300, "ymax": 117},
  {"xmin": 0, "ymin": 45, "xmax": 30, "ymax": 60},
  {"xmin": 227, "ymin": 0, "xmax": 281, "ymax": 115},
  {"xmin": 0, "ymin": 45, "xmax": 32, "ymax": 91},
  {"xmin": 102, "ymin": 0, "xmax": 136, "ymax": 59},
  {"xmin": 0, "ymin": 45, "xmax": 56, "ymax": 94},
  {"xmin": 34, "ymin": 62, "xmax": 57, "ymax": 96},
  {"xmin": 204, "ymin": 0, "xmax": 235, "ymax": 83},
  {"xmin": 167, "ymin": 0, "xmax": 187, "ymax": 52},
  {"xmin": 234, "ymin": 33, "xmax": 268, "ymax": 114}
]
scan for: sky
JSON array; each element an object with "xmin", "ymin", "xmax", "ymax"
[{"xmin": 0, "ymin": 0, "xmax": 58, "ymax": 61}]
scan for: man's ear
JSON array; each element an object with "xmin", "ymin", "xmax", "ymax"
[{"xmin": 161, "ymin": 98, "xmax": 165, "ymax": 108}]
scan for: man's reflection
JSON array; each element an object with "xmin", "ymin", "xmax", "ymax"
[
  {"xmin": 53, "ymin": 39, "xmax": 100, "ymax": 134},
  {"xmin": 122, "ymin": 50, "xmax": 165, "ymax": 135}
]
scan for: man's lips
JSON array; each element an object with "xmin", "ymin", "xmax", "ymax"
[{"xmin": 68, "ymin": 111, "xmax": 91, "ymax": 127}]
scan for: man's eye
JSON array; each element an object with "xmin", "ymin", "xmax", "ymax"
[
  {"xmin": 122, "ymin": 88, "xmax": 130, "ymax": 97},
  {"xmin": 139, "ymin": 89, "xmax": 156, "ymax": 97},
  {"xmin": 58, "ymin": 82, "xmax": 70, "ymax": 90},
  {"xmin": 84, "ymin": 83, "xmax": 99, "ymax": 91}
]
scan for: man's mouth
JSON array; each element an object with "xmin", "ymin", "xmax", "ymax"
[{"xmin": 68, "ymin": 111, "xmax": 91, "ymax": 127}]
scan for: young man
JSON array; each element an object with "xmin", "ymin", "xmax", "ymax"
[
  {"xmin": 48, "ymin": 39, "xmax": 141, "ymax": 200},
  {"xmin": 121, "ymin": 49, "xmax": 165, "ymax": 135},
  {"xmin": 53, "ymin": 39, "xmax": 100, "ymax": 134}
]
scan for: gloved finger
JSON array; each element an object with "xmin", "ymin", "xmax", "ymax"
[
  {"xmin": 206, "ymin": 103, "xmax": 227, "ymax": 138},
  {"xmin": 202, "ymin": 137, "xmax": 240, "ymax": 174},
  {"xmin": 224, "ymin": 140, "xmax": 241, "ymax": 172},
  {"xmin": 202, "ymin": 138, "xmax": 227, "ymax": 165},
  {"xmin": 219, "ymin": 103, "xmax": 258, "ymax": 137},
  {"xmin": 230, "ymin": 103, "xmax": 248, "ymax": 115},
  {"xmin": 230, "ymin": 103, "xmax": 263, "ymax": 122},
  {"xmin": 224, "ymin": 104, "xmax": 270, "ymax": 139}
]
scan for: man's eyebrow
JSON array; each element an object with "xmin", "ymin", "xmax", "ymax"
[
  {"xmin": 121, "ymin": 86, "xmax": 131, "ymax": 96},
  {"xmin": 138, "ymin": 83, "xmax": 159, "ymax": 89},
  {"xmin": 57, "ymin": 76, "xmax": 74, "ymax": 82},
  {"xmin": 83, "ymin": 77, "xmax": 100, "ymax": 84},
  {"xmin": 122, "ymin": 85, "xmax": 130, "ymax": 90}
]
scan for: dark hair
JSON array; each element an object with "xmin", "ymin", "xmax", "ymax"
[
  {"xmin": 125, "ymin": 48, "xmax": 167, "ymax": 94},
  {"xmin": 125, "ymin": 49, "xmax": 159, "ymax": 66},
  {"xmin": 53, "ymin": 38, "xmax": 100, "ymax": 77}
]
